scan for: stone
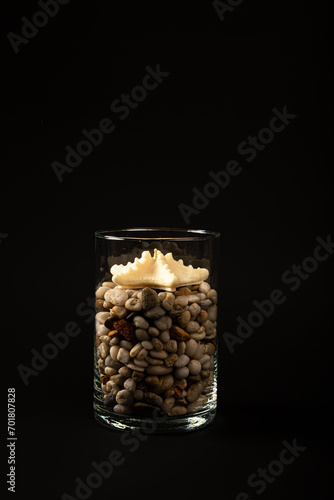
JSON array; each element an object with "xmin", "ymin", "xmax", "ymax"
[
  {"xmin": 118, "ymin": 366, "xmax": 132, "ymax": 377},
  {"xmin": 162, "ymin": 292, "xmax": 175, "ymax": 311},
  {"xmin": 199, "ymin": 282, "xmax": 211, "ymax": 294},
  {"xmin": 103, "ymin": 393, "xmax": 116, "ymax": 406},
  {"xmin": 135, "ymin": 328, "xmax": 150, "ymax": 341},
  {"xmin": 170, "ymin": 325, "xmax": 191, "ymax": 341},
  {"xmin": 96, "ymin": 324, "xmax": 110, "ymax": 337},
  {"xmin": 204, "ymin": 342, "xmax": 216, "ymax": 356},
  {"xmin": 148, "ymin": 327, "xmax": 160, "ymax": 337},
  {"xmin": 154, "ymin": 315, "xmax": 172, "ymax": 331},
  {"xmin": 188, "ymin": 359, "xmax": 202, "ymax": 375},
  {"xmin": 116, "ymin": 389, "xmax": 134, "ymax": 406},
  {"xmin": 198, "ymin": 299, "xmax": 212, "ymax": 310},
  {"xmin": 186, "ymin": 381, "xmax": 204, "ymax": 403},
  {"xmin": 207, "ymin": 305, "xmax": 217, "ymax": 322},
  {"xmin": 136, "ymin": 348, "xmax": 148, "ymax": 361},
  {"xmin": 164, "ymin": 353, "xmax": 178, "ymax": 367},
  {"xmin": 190, "ymin": 331, "xmax": 206, "ymax": 341},
  {"xmin": 105, "ymin": 366, "xmax": 117, "ymax": 376},
  {"xmin": 110, "ymin": 305, "xmax": 127, "ymax": 319},
  {"xmin": 100, "ymin": 342, "xmax": 109, "ymax": 359},
  {"xmin": 134, "ymin": 389, "xmax": 144, "ymax": 400},
  {"xmin": 169, "ymin": 305, "xmax": 186, "ymax": 318},
  {"xmin": 105, "ymin": 288, "xmax": 128, "ymax": 306},
  {"xmin": 174, "ymin": 354, "xmax": 190, "ymax": 368},
  {"xmin": 145, "ymin": 376, "xmax": 160, "ymax": 386},
  {"xmin": 113, "ymin": 319, "xmax": 136, "ymax": 341},
  {"xmin": 159, "ymin": 330, "xmax": 170, "ymax": 343},
  {"xmin": 113, "ymin": 404, "xmax": 132, "ymax": 415},
  {"xmin": 124, "ymin": 378, "xmax": 136, "ymax": 392},
  {"xmin": 132, "ymin": 371, "xmax": 145, "ymax": 382},
  {"xmin": 102, "ymin": 281, "xmax": 114, "ymax": 288},
  {"xmin": 185, "ymin": 339, "xmax": 197, "ymax": 357},
  {"xmin": 177, "ymin": 341, "xmax": 186, "ymax": 356},
  {"xmin": 186, "ymin": 295, "xmax": 201, "ymax": 303},
  {"xmin": 141, "ymin": 287, "xmax": 159, "ymax": 310},
  {"xmin": 202, "ymin": 319, "xmax": 215, "ymax": 335},
  {"xmin": 153, "ymin": 374, "xmax": 174, "ymax": 394},
  {"xmin": 124, "ymin": 297, "xmax": 142, "ymax": 311},
  {"xmin": 141, "ymin": 340, "xmax": 154, "ymax": 350},
  {"xmin": 187, "ymin": 395, "xmax": 208, "ymax": 413},
  {"xmin": 95, "ymin": 298, "xmax": 107, "ymax": 312},
  {"xmin": 164, "ymin": 340, "xmax": 177, "ymax": 353},
  {"xmin": 144, "ymin": 392, "xmax": 168, "ymax": 413},
  {"xmin": 192, "ymin": 344, "xmax": 205, "ymax": 360},
  {"xmin": 174, "ymin": 296, "xmax": 188, "ymax": 308},
  {"xmin": 152, "ymin": 338, "xmax": 164, "ymax": 351},
  {"xmin": 145, "ymin": 365, "xmax": 173, "ymax": 375},
  {"xmin": 110, "ymin": 345, "xmax": 120, "ymax": 361},
  {"xmin": 126, "ymin": 362, "xmax": 145, "ymax": 372},
  {"xmin": 168, "ymin": 406, "xmax": 187, "ymax": 416},
  {"xmin": 188, "ymin": 303, "xmax": 201, "ymax": 320},
  {"xmin": 175, "ymin": 287, "xmax": 192, "ymax": 296},
  {"xmin": 177, "ymin": 310, "xmax": 191, "ymax": 327},
  {"xmin": 146, "ymin": 356, "xmax": 164, "ymax": 366},
  {"xmin": 133, "ymin": 315, "xmax": 149, "ymax": 329},
  {"xmin": 197, "ymin": 310, "xmax": 208, "ymax": 324},
  {"xmin": 95, "ymin": 286, "xmax": 111, "ymax": 299},
  {"xmin": 119, "ymin": 340, "xmax": 133, "ymax": 350},
  {"xmin": 175, "ymin": 366, "xmax": 189, "ymax": 379},
  {"xmin": 185, "ymin": 321, "xmax": 200, "ymax": 333},
  {"xmin": 134, "ymin": 358, "xmax": 148, "ymax": 368},
  {"xmin": 207, "ymin": 289, "xmax": 218, "ymax": 304},
  {"xmin": 129, "ymin": 343, "xmax": 142, "ymax": 358},
  {"xmin": 144, "ymin": 305, "xmax": 166, "ymax": 319},
  {"xmin": 95, "ymin": 311, "xmax": 111, "ymax": 324},
  {"xmin": 149, "ymin": 349, "xmax": 168, "ymax": 359}
]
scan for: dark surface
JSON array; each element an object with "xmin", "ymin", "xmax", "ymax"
[{"xmin": 1, "ymin": 1, "xmax": 333, "ymax": 499}]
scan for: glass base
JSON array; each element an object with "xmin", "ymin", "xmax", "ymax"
[
  {"xmin": 94, "ymin": 403, "xmax": 216, "ymax": 433},
  {"xmin": 93, "ymin": 381, "xmax": 217, "ymax": 433}
]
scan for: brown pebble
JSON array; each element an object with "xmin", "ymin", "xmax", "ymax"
[
  {"xmin": 164, "ymin": 353, "xmax": 178, "ymax": 367},
  {"xmin": 197, "ymin": 310, "xmax": 208, "ymax": 324},
  {"xmin": 100, "ymin": 375, "xmax": 109, "ymax": 384},
  {"xmin": 113, "ymin": 319, "xmax": 136, "ymax": 341},
  {"xmin": 170, "ymin": 325, "xmax": 191, "ymax": 341},
  {"xmin": 107, "ymin": 330, "xmax": 119, "ymax": 338},
  {"xmin": 175, "ymin": 287, "xmax": 192, "ymax": 296},
  {"xmin": 177, "ymin": 310, "xmax": 191, "ymax": 327},
  {"xmin": 132, "ymin": 371, "xmax": 145, "ymax": 382}
]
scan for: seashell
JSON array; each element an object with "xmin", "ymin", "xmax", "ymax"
[{"xmin": 110, "ymin": 249, "xmax": 209, "ymax": 292}]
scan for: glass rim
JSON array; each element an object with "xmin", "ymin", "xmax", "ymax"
[{"xmin": 95, "ymin": 227, "xmax": 220, "ymax": 241}]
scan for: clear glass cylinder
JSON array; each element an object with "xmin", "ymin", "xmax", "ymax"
[{"xmin": 93, "ymin": 228, "xmax": 220, "ymax": 432}]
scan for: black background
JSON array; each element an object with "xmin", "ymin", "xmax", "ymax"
[{"xmin": 1, "ymin": 1, "xmax": 333, "ymax": 499}]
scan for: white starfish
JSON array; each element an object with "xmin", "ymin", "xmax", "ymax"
[{"xmin": 111, "ymin": 249, "xmax": 209, "ymax": 291}]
